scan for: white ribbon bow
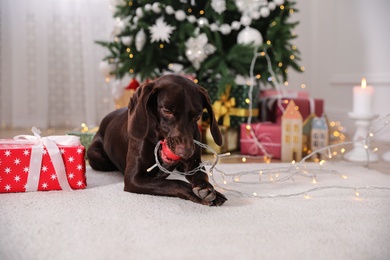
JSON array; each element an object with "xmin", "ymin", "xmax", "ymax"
[{"xmin": 11, "ymin": 127, "xmax": 81, "ymax": 192}]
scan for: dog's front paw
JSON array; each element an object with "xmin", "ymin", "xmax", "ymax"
[{"xmin": 192, "ymin": 183, "xmax": 227, "ymax": 206}]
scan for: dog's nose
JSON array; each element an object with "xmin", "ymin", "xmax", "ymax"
[{"xmin": 174, "ymin": 144, "xmax": 194, "ymax": 160}]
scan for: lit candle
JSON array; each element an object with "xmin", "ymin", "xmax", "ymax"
[{"xmin": 352, "ymin": 77, "xmax": 374, "ymax": 115}]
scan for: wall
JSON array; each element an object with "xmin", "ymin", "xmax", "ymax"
[{"xmin": 288, "ymin": 0, "xmax": 390, "ymax": 143}]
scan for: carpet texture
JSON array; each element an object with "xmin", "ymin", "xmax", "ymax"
[{"xmin": 1, "ymin": 162, "xmax": 390, "ymax": 260}]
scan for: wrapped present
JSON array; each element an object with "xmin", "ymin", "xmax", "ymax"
[
  {"xmin": 240, "ymin": 122, "xmax": 281, "ymax": 159},
  {"xmin": 204, "ymin": 126, "xmax": 238, "ymax": 154},
  {"xmin": 259, "ymin": 92, "xmax": 324, "ymax": 123},
  {"xmin": 0, "ymin": 128, "xmax": 86, "ymax": 193},
  {"xmin": 210, "ymin": 84, "xmax": 259, "ymax": 129},
  {"xmin": 274, "ymin": 98, "xmax": 324, "ymax": 124}
]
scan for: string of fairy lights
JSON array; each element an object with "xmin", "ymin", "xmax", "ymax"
[
  {"xmin": 147, "ymin": 45, "xmax": 390, "ymax": 200},
  {"xmin": 149, "ymin": 114, "xmax": 390, "ymax": 199}
]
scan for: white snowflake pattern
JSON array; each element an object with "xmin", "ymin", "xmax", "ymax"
[
  {"xmin": 60, "ymin": 148, "xmax": 66, "ymax": 154},
  {"xmin": 4, "ymin": 167, "xmax": 11, "ymax": 174},
  {"xmin": 149, "ymin": 17, "xmax": 176, "ymax": 43},
  {"xmin": 50, "ymin": 174, "xmax": 57, "ymax": 180},
  {"xmin": 76, "ymin": 164, "xmax": 83, "ymax": 171},
  {"xmin": 23, "ymin": 183, "xmax": 27, "ymax": 190},
  {"xmin": 77, "ymin": 180, "xmax": 84, "ymax": 187},
  {"xmin": 14, "ymin": 158, "xmax": 21, "ymax": 165},
  {"xmin": 4, "ymin": 184, "xmax": 11, "ymax": 191},
  {"xmin": 23, "ymin": 167, "xmax": 29, "ymax": 173},
  {"xmin": 4, "ymin": 150, "xmax": 11, "ymax": 157},
  {"xmin": 43, "ymin": 149, "xmax": 48, "ymax": 156},
  {"xmin": 14, "ymin": 175, "xmax": 21, "ymax": 182},
  {"xmin": 41, "ymin": 165, "xmax": 48, "ymax": 172},
  {"xmin": 41, "ymin": 182, "xmax": 48, "ymax": 189},
  {"xmin": 76, "ymin": 148, "xmax": 83, "ymax": 154},
  {"xmin": 23, "ymin": 149, "xmax": 30, "ymax": 156},
  {"xmin": 68, "ymin": 173, "xmax": 75, "ymax": 179},
  {"xmin": 67, "ymin": 156, "xmax": 75, "ymax": 163}
]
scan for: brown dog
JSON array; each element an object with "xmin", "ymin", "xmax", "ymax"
[{"xmin": 87, "ymin": 74, "xmax": 227, "ymax": 206}]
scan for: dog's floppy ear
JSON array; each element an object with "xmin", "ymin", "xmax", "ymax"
[
  {"xmin": 128, "ymin": 81, "xmax": 156, "ymax": 140},
  {"xmin": 199, "ymin": 86, "xmax": 223, "ymax": 146}
]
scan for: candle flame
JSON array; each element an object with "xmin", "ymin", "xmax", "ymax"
[{"xmin": 361, "ymin": 77, "xmax": 367, "ymax": 89}]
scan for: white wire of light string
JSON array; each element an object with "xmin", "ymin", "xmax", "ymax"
[{"xmin": 146, "ymin": 45, "xmax": 390, "ymax": 199}]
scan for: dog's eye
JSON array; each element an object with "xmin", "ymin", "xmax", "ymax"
[
  {"xmin": 193, "ymin": 114, "xmax": 202, "ymax": 121},
  {"xmin": 162, "ymin": 108, "xmax": 173, "ymax": 115}
]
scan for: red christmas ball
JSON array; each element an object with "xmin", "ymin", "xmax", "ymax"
[{"xmin": 125, "ymin": 78, "xmax": 140, "ymax": 90}]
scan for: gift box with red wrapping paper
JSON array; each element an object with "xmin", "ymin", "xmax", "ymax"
[
  {"xmin": 259, "ymin": 90, "xmax": 324, "ymax": 123},
  {"xmin": 0, "ymin": 131, "xmax": 86, "ymax": 193},
  {"xmin": 240, "ymin": 122, "xmax": 281, "ymax": 159}
]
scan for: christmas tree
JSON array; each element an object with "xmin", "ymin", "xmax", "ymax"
[{"xmin": 97, "ymin": 0, "xmax": 301, "ymax": 94}]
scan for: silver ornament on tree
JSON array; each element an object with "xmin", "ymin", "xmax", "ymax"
[
  {"xmin": 220, "ymin": 24, "xmax": 231, "ymax": 35},
  {"xmin": 237, "ymin": 27, "xmax": 263, "ymax": 46},
  {"xmin": 152, "ymin": 3, "xmax": 161, "ymax": 13},
  {"xmin": 260, "ymin": 7, "xmax": 270, "ymax": 18},
  {"xmin": 144, "ymin": 3, "xmax": 152, "ymax": 11},
  {"xmin": 121, "ymin": 36, "xmax": 133, "ymax": 46},
  {"xmin": 185, "ymin": 33, "xmax": 216, "ymax": 70},
  {"xmin": 165, "ymin": 5, "xmax": 174, "ymax": 15},
  {"xmin": 274, "ymin": 0, "xmax": 285, "ymax": 5},
  {"xmin": 240, "ymin": 15, "xmax": 252, "ymax": 27},
  {"xmin": 136, "ymin": 7, "xmax": 143, "ymax": 18},
  {"xmin": 149, "ymin": 17, "xmax": 176, "ymax": 43},
  {"xmin": 175, "ymin": 10, "xmax": 186, "ymax": 21},
  {"xmin": 135, "ymin": 29, "xmax": 146, "ymax": 52},
  {"xmin": 211, "ymin": 0, "xmax": 227, "ymax": 14}
]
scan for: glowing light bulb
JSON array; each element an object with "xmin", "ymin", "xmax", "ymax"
[
  {"xmin": 355, "ymin": 190, "xmax": 360, "ymax": 197},
  {"xmin": 242, "ymin": 157, "xmax": 247, "ymax": 163},
  {"xmin": 304, "ymin": 193, "xmax": 310, "ymax": 199}
]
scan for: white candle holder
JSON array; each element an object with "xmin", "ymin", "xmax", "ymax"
[{"xmin": 344, "ymin": 112, "xmax": 379, "ymax": 162}]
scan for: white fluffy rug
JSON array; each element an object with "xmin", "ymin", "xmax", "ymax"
[{"xmin": 1, "ymin": 163, "xmax": 390, "ymax": 260}]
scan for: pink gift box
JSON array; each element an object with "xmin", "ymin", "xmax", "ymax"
[
  {"xmin": 274, "ymin": 98, "xmax": 324, "ymax": 124},
  {"xmin": 240, "ymin": 122, "xmax": 281, "ymax": 159},
  {"xmin": 259, "ymin": 96, "xmax": 324, "ymax": 124}
]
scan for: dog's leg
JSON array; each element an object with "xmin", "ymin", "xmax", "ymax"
[
  {"xmin": 185, "ymin": 170, "xmax": 227, "ymax": 206},
  {"xmin": 124, "ymin": 164, "xmax": 226, "ymax": 206},
  {"xmin": 87, "ymin": 137, "xmax": 118, "ymax": 172},
  {"xmin": 125, "ymin": 173, "xmax": 227, "ymax": 206}
]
